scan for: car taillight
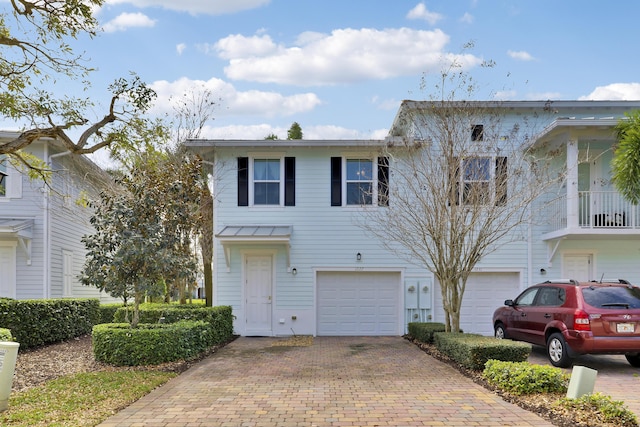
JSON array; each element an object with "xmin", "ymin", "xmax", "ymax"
[{"xmin": 574, "ymin": 311, "xmax": 591, "ymax": 331}]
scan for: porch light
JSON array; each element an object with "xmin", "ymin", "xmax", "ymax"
[
  {"xmin": 356, "ymin": 252, "xmax": 362, "ymax": 261},
  {"xmin": 540, "ymin": 268, "xmax": 547, "ymax": 275},
  {"xmin": 291, "ymin": 268, "xmax": 297, "ymax": 275}
]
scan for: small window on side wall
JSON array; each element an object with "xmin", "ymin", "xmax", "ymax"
[{"xmin": 471, "ymin": 124, "xmax": 484, "ymax": 142}]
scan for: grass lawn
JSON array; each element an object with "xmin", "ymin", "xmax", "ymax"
[{"xmin": 1, "ymin": 371, "xmax": 176, "ymax": 426}]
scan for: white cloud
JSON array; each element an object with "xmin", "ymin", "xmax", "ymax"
[
  {"xmin": 149, "ymin": 77, "xmax": 322, "ymax": 118},
  {"xmin": 201, "ymin": 124, "xmax": 383, "ymax": 140},
  {"xmin": 217, "ymin": 28, "xmax": 482, "ymax": 86},
  {"xmin": 459, "ymin": 13, "xmax": 474, "ymax": 24},
  {"xmin": 579, "ymin": 83, "xmax": 640, "ymax": 100},
  {"xmin": 104, "ymin": 0, "xmax": 270, "ymax": 15},
  {"xmin": 176, "ymin": 43, "xmax": 187, "ymax": 55},
  {"xmin": 406, "ymin": 3, "xmax": 444, "ymax": 25},
  {"xmin": 215, "ymin": 34, "xmax": 279, "ymax": 60},
  {"xmin": 507, "ymin": 50, "xmax": 534, "ymax": 61},
  {"xmin": 102, "ymin": 12, "xmax": 156, "ymax": 32}
]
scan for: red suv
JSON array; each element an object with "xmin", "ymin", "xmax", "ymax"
[{"xmin": 493, "ymin": 279, "xmax": 640, "ymax": 367}]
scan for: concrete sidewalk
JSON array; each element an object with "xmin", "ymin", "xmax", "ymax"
[{"xmin": 98, "ymin": 336, "xmax": 553, "ymax": 427}]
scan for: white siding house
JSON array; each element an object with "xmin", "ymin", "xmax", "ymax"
[
  {"xmin": 0, "ymin": 132, "xmax": 115, "ymax": 301},
  {"xmin": 187, "ymin": 100, "xmax": 640, "ymax": 337}
]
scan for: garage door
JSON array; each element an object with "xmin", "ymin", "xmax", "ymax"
[
  {"xmin": 434, "ymin": 272, "xmax": 520, "ymax": 336},
  {"xmin": 317, "ymin": 271, "xmax": 401, "ymax": 336}
]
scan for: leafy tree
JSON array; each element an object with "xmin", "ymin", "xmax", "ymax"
[
  {"xmin": 0, "ymin": 1, "xmax": 163, "ymax": 174},
  {"xmin": 287, "ymin": 122, "xmax": 303, "ymax": 140},
  {"xmin": 265, "ymin": 133, "xmax": 279, "ymax": 140},
  {"xmin": 612, "ymin": 110, "xmax": 640, "ymax": 204},
  {"xmin": 81, "ymin": 153, "xmax": 201, "ymax": 326},
  {"xmin": 361, "ymin": 60, "xmax": 561, "ymax": 333}
]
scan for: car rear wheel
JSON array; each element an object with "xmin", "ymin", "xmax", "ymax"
[
  {"xmin": 547, "ymin": 333, "xmax": 572, "ymax": 368},
  {"xmin": 625, "ymin": 353, "xmax": 640, "ymax": 367},
  {"xmin": 494, "ymin": 323, "xmax": 507, "ymax": 339}
]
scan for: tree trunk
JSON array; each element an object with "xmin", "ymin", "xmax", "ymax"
[{"xmin": 200, "ymin": 186, "xmax": 214, "ymax": 306}]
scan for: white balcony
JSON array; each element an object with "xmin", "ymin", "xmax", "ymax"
[{"xmin": 543, "ymin": 191, "xmax": 640, "ymax": 240}]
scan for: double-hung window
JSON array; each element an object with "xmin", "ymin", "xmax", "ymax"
[
  {"xmin": 237, "ymin": 156, "xmax": 295, "ymax": 206},
  {"xmin": 331, "ymin": 156, "xmax": 389, "ymax": 207},
  {"xmin": 346, "ymin": 159, "xmax": 373, "ymax": 205},
  {"xmin": 253, "ymin": 159, "xmax": 280, "ymax": 205},
  {"xmin": 452, "ymin": 155, "xmax": 507, "ymax": 206}
]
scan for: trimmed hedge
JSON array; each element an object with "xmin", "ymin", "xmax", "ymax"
[
  {"xmin": 98, "ymin": 303, "xmax": 125, "ymax": 324},
  {"xmin": 434, "ymin": 332, "xmax": 531, "ymax": 370},
  {"xmin": 113, "ymin": 304, "xmax": 233, "ymax": 345},
  {"xmin": 0, "ymin": 299, "xmax": 100, "ymax": 349},
  {"xmin": 0, "ymin": 328, "xmax": 12, "ymax": 341},
  {"xmin": 407, "ymin": 322, "xmax": 446, "ymax": 343},
  {"xmin": 483, "ymin": 360, "xmax": 569, "ymax": 395},
  {"xmin": 93, "ymin": 320, "xmax": 216, "ymax": 366}
]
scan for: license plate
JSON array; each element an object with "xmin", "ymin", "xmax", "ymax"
[{"xmin": 617, "ymin": 323, "xmax": 635, "ymax": 333}]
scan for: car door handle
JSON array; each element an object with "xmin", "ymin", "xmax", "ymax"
[{"xmin": 544, "ymin": 314, "xmax": 552, "ymax": 318}]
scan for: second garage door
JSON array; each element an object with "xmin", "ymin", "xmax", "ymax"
[
  {"xmin": 317, "ymin": 271, "xmax": 401, "ymax": 336},
  {"xmin": 434, "ymin": 272, "xmax": 521, "ymax": 336}
]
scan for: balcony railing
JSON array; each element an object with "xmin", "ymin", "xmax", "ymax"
[{"xmin": 547, "ymin": 191, "xmax": 640, "ymax": 232}]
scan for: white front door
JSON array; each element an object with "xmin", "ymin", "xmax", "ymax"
[
  {"xmin": 245, "ymin": 255, "xmax": 273, "ymax": 335},
  {"xmin": 563, "ymin": 254, "xmax": 593, "ymax": 282},
  {"xmin": 0, "ymin": 245, "xmax": 16, "ymax": 298}
]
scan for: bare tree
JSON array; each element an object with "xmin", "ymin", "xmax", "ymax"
[
  {"xmin": 361, "ymin": 66, "xmax": 561, "ymax": 332},
  {"xmin": 170, "ymin": 87, "xmax": 220, "ymax": 306}
]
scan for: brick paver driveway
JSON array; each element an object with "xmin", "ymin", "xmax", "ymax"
[{"xmin": 99, "ymin": 336, "xmax": 553, "ymax": 427}]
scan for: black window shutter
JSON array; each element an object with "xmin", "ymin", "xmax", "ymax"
[
  {"xmin": 237, "ymin": 157, "xmax": 249, "ymax": 206},
  {"xmin": 284, "ymin": 157, "xmax": 295, "ymax": 206},
  {"xmin": 495, "ymin": 156, "xmax": 508, "ymax": 206},
  {"xmin": 330, "ymin": 157, "xmax": 342, "ymax": 206},
  {"xmin": 377, "ymin": 156, "xmax": 389, "ymax": 206}
]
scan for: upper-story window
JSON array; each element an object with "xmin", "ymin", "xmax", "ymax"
[
  {"xmin": 253, "ymin": 159, "xmax": 280, "ymax": 205},
  {"xmin": 346, "ymin": 159, "xmax": 373, "ymax": 205},
  {"xmin": 331, "ymin": 156, "xmax": 389, "ymax": 207},
  {"xmin": 452, "ymin": 155, "xmax": 507, "ymax": 206},
  {"xmin": 471, "ymin": 124, "xmax": 484, "ymax": 142},
  {"xmin": 237, "ymin": 156, "xmax": 295, "ymax": 207},
  {"xmin": 0, "ymin": 156, "xmax": 7, "ymax": 197}
]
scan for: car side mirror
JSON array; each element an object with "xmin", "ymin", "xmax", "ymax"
[{"xmin": 504, "ymin": 299, "xmax": 515, "ymax": 307}]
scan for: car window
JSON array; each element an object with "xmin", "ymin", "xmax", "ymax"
[
  {"xmin": 536, "ymin": 287, "xmax": 566, "ymax": 306},
  {"xmin": 515, "ymin": 287, "xmax": 538, "ymax": 306},
  {"xmin": 581, "ymin": 286, "xmax": 640, "ymax": 309}
]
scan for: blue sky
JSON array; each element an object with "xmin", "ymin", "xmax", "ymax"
[{"xmin": 6, "ymin": 0, "xmax": 640, "ymax": 142}]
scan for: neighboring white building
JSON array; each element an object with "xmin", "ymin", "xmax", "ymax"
[
  {"xmin": 187, "ymin": 100, "xmax": 640, "ymax": 337},
  {"xmin": 0, "ymin": 132, "xmax": 115, "ymax": 301}
]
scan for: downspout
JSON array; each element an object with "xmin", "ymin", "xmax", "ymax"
[{"xmin": 44, "ymin": 149, "xmax": 72, "ymax": 298}]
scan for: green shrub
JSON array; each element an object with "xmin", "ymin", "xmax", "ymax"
[
  {"xmin": 98, "ymin": 303, "xmax": 125, "ymax": 324},
  {"xmin": 407, "ymin": 322, "xmax": 446, "ymax": 343},
  {"xmin": 556, "ymin": 393, "xmax": 638, "ymax": 426},
  {"xmin": 0, "ymin": 299, "xmax": 100, "ymax": 349},
  {"xmin": 434, "ymin": 332, "xmax": 531, "ymax": 370},
  {"xmin": 0, "ymin": 328, "xmax": 12, "ymax": 341},
  {"xmin": 113, "ymin": 304, "xmax": 233, "ymax": 345},
  {"xmin": 92, "ymin": 320, "xmax": 215, "ymax": 366},
  {"xmin": 483, "ymin": 360, "xmax": 569, "ymax": 395}
]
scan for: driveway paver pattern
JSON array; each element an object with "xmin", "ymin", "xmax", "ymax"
[{"xmin": 98, "ymin": 336, "xmax": 554, "ymax": 427}]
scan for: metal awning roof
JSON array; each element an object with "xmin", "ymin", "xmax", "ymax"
[
  {"xmin": 215, "ymin": 225, "xmax": 292, "ymax": 271},
  {"xmin": 0, "ymin": 218, "xmax": 34, "ymax": 265}
]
